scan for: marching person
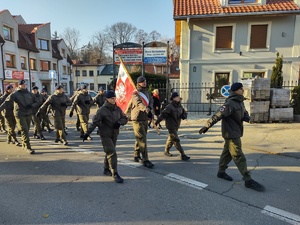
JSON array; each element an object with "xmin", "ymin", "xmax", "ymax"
[
  {"xmin": 70, "ymin": 87, "xmax": 82, "ymax": 131},
  {"xmin": 40, "ymin": 89, "xmax": 53, "ymax": 133},
  {"xmin": 155, "ymin": 92, "xmax": 190, "ymax": 160},
  {"xmin": 94, "ymin": 86, "xmax": 106, "ymax": 108},
  {"xmin": 129, "ymin": 76, "xmax": 154, "ymax": 168},
  {"xmin": 0, "ymin": 89, "xmax": 6, "ymax": 133},
  {"xmin": 0, "ymin": 80, "xmax": 39, "ymax": 154},
  {"xmin": 37, "ymin": 85, "xmax": 71, "ymax": 145},
  {"xmin": 83, "ymin": 90, "xmax": 127, "ymax": 183},
  {"xmin": 31, "ymin": 86, "xmax": 45, "ymax": 140},
  {"xmin": 0, "ymin": 85, "xmax": 20, "ymax": 146},
  {"xmin": 199, "ymin": 82, "xmax": 265, "ymax": 192},
  {"xmin": 69, "ymin": 84, "xmax": 93, "ymax": 139}
]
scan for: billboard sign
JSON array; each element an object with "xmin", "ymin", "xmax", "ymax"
[
  {"xmin": 144, "ymin": 47, "xmax": 167, "ymax": 64},
  {"xmin": 114, "ymin": 49, "xmax": 142, "ymax": 64}
]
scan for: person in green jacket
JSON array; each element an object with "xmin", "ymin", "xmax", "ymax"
[
  {"xmin": 31, "ymin": 86, "xmax": 45, "ymax": 140},
  {"xmin": 155, "ymin": 92, "xmax": 190, "ymax": 161},
  {"xmin": 83, "ymin": 90, "xmax": 128, "ymax": 183},
  {"xmin": 0, "ymin": 85, "xmax": 20, "ymax": 146},
  {"xmin": 69, "ymin": 84, "xmax": 93, "ymax": 139},
  {"xmin": 0, "ymin": 89, "xmax": 6, "ymax": 133},
  {"xmin": 0, "ymin": 80, "xmax": 39, "ymax": 154},
  {"xmin": 37, "ymin": 85, "xmax": 71, "ymax": 145},
  {"xmin": 199, "ymin": 82, "xmax": 265, "ymax": 192}
]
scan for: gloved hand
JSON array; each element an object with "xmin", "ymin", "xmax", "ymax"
[
  {"xmin": 35, "ymin": 112, "xmax": 40, "ymax": 118},
  {"xmin": 69, "ymin": 111, "xmax": 73, "ymax": 118},
  {"xmin": 199, "ymin": 127, "xmax": 209, "ymax": 134},
  {"xmin": 61, "ymin": 102, "xmax": 67, "ymax": 107},
  {"xmin": 82, "ymin": 133, "xmax": 89, "ymax": 142},
  {"xmin": 113, "ymin": 122, "xmax": 121, "ymax": 129},
  {"xmin": 181, "ymin": 114, "xmax": 187, "ymax": 120},
  {"xmin": 84, "ymin": 100, "xmax": 90, "ymax": 104},
  {"xmin": 26, "ymin": 104, "xmax": 33, "ymax": 109}
]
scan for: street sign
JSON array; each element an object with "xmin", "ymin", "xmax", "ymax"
[
  {"xmin": 221, "ymin": 85, "xmax": 231, "ymax": 97},
  {"xmin": 49, "ymin": 70, "xmax": 57, "ymax": 79},
  {"xmin": 144, "ymin": 48, "xmax": 167, "ymax": 64}
]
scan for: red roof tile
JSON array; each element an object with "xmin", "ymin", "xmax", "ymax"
[{"xmin": 174, "ymin": 0, "xmax": 300, "ymax": 18}]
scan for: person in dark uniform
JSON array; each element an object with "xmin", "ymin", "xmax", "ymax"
[
  {"xmin": 199, "ymin": 82, "xmax": 265, "ymax": 192},
  {"xmin": 40, "ymin": 89, "xmax": 53, "ymax": 133},
  {"xmin": 69, "ymin": 84, "xmax": 93, "ymax": 139},
  {"xmin": 37, "ymin": 85, "xmax": 71, "ymax": 145},
  {"xmin": 83, "ymin": 90, "xmax": 127, "ymax": 183},
  {"xmin": 0, "ymin": 85, "xmax": 20, "ymax": 146},
  {"xmin": 94, "ymin": 86, "xmax": 106, "ymax": 108},
  {"xmin": 0, "ymin": 90, "xmax": 6, "ymax": 133},
  {"xmin": 70, "ymin": 87, "xmax": 81, "ymax": 131},
  {"xmin": 129, "ymin": 76, "xmax": 154, "ymax": 168},
  {"xmin": 155, "ymin": 92, "xmax": 190, "ymax": 160},
  {"xmin": 0, "ymin": 80, "xmax": 39, "ymax": 154},
  {"xmin": 31, "ymin": 86, "xmax": 45, "ymax": 140}
]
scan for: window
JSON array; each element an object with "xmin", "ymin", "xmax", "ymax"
[
  {"xmin": 63, "ymin": 66, "xmax": 67, "ymax": 74},
  {"xmin": 5, "ymin": 54, "xmax": 16, "ymax": 68},
  {"xmin": 21, "ymin": 56, "xmax": 27, "ymax": 70},
  {"xmin": 30, "ymin": 58, "xmax": 36, "ymax": 70},
  {"xmin": 250, "ymin": 24, "xmax": 268, "ymax": 49},
  {"xmin": 90, "ymin": 83, "xmax": 94, "ymax": 90},
  {"xmin": 53, "ymin": 63, "xmax": 57, "ymax": 71},
  {"xmin": 243, "ymin": 72, "xmax": 265, "ymax": 78},
  {"xmin": 61, "ymin": 48, "xmax": 66, "ymax": 58},
  {"xmin": 215, "ymin": 26, "xmax": 233, "ymax": 50},
  {"xmin": 75, "ymin": 70, "xmax": 80, "ymax": 76},
  {"xmin": 229, "ymin": 0, "xmax": 257, "ymax": 3},
  {"xmin": 3, "ymin": 26, "xmax": 13, "ymax": 41},
  {"xmin": 82, "ymin": 70, "xmax": 87, "ymax": 76},
  {"xmin": 89, "ymin": 70, "xmax": 94, "ymax": 76},
  {"xmin": 97, "ymin": 70, "xmax": 100, "ymax": 76},
  {"xmin": 214, "ymin": 73, "xmax": 230, "ymax": 97},
  {"xmin": 40, "ymin": 60, "xmax": 50, "ymax": 71},
  {"xmin": 37, "ymin": 39, "xmax": 49, "ymax": 51}
]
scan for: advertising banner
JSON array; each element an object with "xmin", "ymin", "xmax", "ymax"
[{"xmin": 114, "ymin": 49, "xmax": 142, "ymax": 64}]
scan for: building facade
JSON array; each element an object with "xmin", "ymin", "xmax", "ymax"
[{"xmin": 0, "ymin": 10, "xmax": 72, "ymax": 94}]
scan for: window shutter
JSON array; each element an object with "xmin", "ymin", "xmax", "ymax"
[
  {"xmin": 250, "ymin": 25, "xmax": 268, "ymax": 49},
  {"xmin": 216, "ymin": 26, "xmax": 232, "ymax": 49}
]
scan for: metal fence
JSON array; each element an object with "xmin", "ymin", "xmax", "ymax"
[{"xmin": 150, "ymin": 81, "xmax": 299, "ymax": 116}]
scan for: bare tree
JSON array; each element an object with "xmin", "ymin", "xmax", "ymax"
[
  {"xmin": 62, "ymin": 27, "xmax": 80, "ymax": 59},
  {"xmin": 134, "ymin": 29, "xmax": 149, "ymax": 45},
  {"xmin": 104, "ymin": 22, "xmax": 137, "ymax": 45},
  {"xmin": 91, "ymin": 30, "xmax": 110, "ymax": 64},
  {"xmin": 149, "ymin": 30, "xmax": 161, "ymax": 41}
]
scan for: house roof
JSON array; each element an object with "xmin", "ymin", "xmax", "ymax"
[
  {"xmin": 173, "ymin": 0, "xmax": 300, "ymax": 19},
  {"xmin": 17, "ymin": 30, "xmax": 39, "ymax": 52},
  {"xmin": 51, "ymin": 39, "xmax": 63, "ymax": 60},
  {"xmin": 18, "ymin": 23, "xmax": 46, "ymax": 33}
]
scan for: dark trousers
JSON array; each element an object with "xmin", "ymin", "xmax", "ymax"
[
  {"xmin": 101, "ymin": 135, "xmax": 118, "ymax": 174},
  {"xmin": 132, "ymin": 120, "xmax": 149, "ymax": 161},
  {"xmin": 219, "ymin": 138, "xmax": 251, "ymax": 181}
]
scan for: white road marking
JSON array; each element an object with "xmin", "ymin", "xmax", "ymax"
[
  {"xmin": 261, "ymin": 205, "xmax": 300, "ymax": 225},
  {"xmin": 118, "ymin": 159, "xmax": 141, "ymax": 168},
  {"xmin": 164, "ymin": 173, "xmax": 208, "ymax": 190}
]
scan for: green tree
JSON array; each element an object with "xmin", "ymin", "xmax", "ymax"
[
  {"xmin": 271, "ymin": 52, "xmax": 283, "ymax": 88},
  {"xmin": 291, "ymin": 86, "xmax": 300, "ymax": 114}
]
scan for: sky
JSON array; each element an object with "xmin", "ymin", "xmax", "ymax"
[{"xmin": 1, "ymin": 0, "xmax": 175, "ymax": 47}]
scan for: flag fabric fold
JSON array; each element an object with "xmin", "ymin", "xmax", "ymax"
[{"xmin": 115, "ymin": 57, "xmax": 136, "ymax": 113}]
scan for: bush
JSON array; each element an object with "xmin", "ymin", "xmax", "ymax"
[
  {"xmin": 291, "ymin": 86, "xmax": 300, "ymax": 114},
  {"xmin": 271, "ymin": 52, "xmax": 283, "ymax": 88}
]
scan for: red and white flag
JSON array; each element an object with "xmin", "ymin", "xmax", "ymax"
[{"xmin": 115, "ymin": 57, "xmax": 136, "ymax": 113}]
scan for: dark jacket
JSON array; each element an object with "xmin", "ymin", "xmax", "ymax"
[
  {"xmin": 32, "ymin": 93, "xmax": 44, "ymax": 114},
  {"xmin": 70, "ymin": 91, "xmax": 93, "ymax": 115},
  {"xmin": 129, "ymin": 85, "xmax": 153, "ymax": 121},
  {"xmin": 156, "ymin": 101, "xmax": 187, "ymax": 130},
  {"xmin": 205, "ymin": 91, "xmax": 250, "ymax": 139},
  {"xmin": 39, "ymin": 91, "xmax": 71, "ymax": 116},
  {"xmin": 94, "ymin": 92, "xmax": 106, "ymax": 108},
  {"xmin": 0, "ymin": 88, "xmax": 39, "ymax": 117},
  {"xmin": 88, "ymin": 101, "xmax": 127, "ymax": 137},
  {"xmin": 153, "ymin": 94, "xmax": 161, "ymax": 116}
]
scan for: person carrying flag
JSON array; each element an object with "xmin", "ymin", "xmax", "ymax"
[{"xmin": 129, "ymin": 76, "xmax": 154, "ymax": 168}]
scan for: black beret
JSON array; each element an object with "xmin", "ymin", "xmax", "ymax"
[
  {"xmin": 231, "ymin": 82, "xmax": 243, "ymax": 91},
  {"xmin": 6, "ymin": 85, "xmax": 13, "ymax": 91},
  {"xmin": 32, "ymin": 86, "xmax": 39, "ymax": 90},
  {"xmin": 18, "ymin": 79, "xmax": 26, "ymax": 85},
  {"xmin": 81, "ymin": 84, "xmax": 87, "ymax": 89},
  {"xmin": 105, "ymin": 90, "xmax": 116, "ymax": 98},
  {"xmin": 170, "ymin": 92, "xmax": 179, "ymax": 100},
  {"xmin": 56, "ymin": 85, "xmax": 64, "ymax": 90},
  {"xmin": 137, "ymin": 76, "xmax": 146, "ymax": 83}
]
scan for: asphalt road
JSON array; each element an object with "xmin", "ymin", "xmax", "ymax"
[{"xmin": 0, "ymin": 110, "xmax": 299, "ymax": 225}]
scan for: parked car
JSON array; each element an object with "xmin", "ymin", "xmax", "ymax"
[{"xmin": 88, "ymin": 90, "xmax": 98, "ymax": 98}]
